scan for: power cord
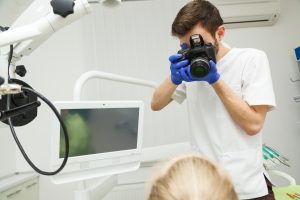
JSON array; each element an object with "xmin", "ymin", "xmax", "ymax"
[
  {"xmin": 0, "ymin": 26, "xmax": 9, "ymax": 85},
  {"xmin": 7, "ymin": 87, "xmax": 70, "ymax": 175},
  {"xmin": 7, "ymin": 44, "xmax": 13, "ymax": 80}
]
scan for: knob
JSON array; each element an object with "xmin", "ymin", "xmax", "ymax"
[
  {"xmin": 50, "ymin": 0, "xmax": 75, "ymax": 18},
  {"xmin": 15, "ymin": 65, "xmax": 27, "ymax": 77}
]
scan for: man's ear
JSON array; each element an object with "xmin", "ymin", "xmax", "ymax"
[{"xmin": 215, "ymin": 25, "xmax": 225, "ymax": 41}]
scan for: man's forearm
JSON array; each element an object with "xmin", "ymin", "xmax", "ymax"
[
  {"xmin": 151, "ymin": 76, "xmax": 177, "ymax": 111},
  {"xmin": 211, "ymin": 80, "xmax": 267, "ymax": 136}
]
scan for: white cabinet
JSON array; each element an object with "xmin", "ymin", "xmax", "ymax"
[{"xmin": 0, "ymin": 173, "xmax": 39, "ymax": 200}]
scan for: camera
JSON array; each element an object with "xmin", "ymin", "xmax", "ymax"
[{"xmin": 178, "ymin": 34, "xmax": 216, "ymax": 78}]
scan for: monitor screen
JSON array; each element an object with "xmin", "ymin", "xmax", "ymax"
[
  {"xmin": 51, "ymin": 101, "xmax": 144, "ymax": 184},
  {"xmin": 59, "ymin": 107, "xmax": 139, "ymax": 158}
]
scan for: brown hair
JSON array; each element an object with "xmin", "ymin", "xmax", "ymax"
[
  {"xmin": 172, "ymin": 0, "xmax": 223, "ymax": 37},
  {"xmin": 147, "ymin": 153, "xmax": 238, "ymax": 200}
]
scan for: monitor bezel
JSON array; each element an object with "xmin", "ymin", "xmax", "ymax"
[{"xmin": 51, "ymin": 100, "xmax": 144, "ymax": 167}]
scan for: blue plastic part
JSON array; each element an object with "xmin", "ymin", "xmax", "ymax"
[{"xmin": 295, "ymin": 46, "xmax": 300, "ymax": 61}]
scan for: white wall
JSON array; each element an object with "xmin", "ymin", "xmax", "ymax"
[
  {"xmin": 0, "ymin": 0, "xmax": 297, "ymax": 199},
  {"xmin": 0, "ymin": 0, "xmax": 33, "ymax": 27}
]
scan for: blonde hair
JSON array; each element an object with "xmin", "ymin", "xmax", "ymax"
[{"xmin": 147, "ymin": 153, "xmax": 238, "ymax": 200}]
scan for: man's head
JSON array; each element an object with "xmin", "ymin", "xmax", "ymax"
[{"xmin": 172, "ymin": 0, "xmax": 225, "ymax": 54}]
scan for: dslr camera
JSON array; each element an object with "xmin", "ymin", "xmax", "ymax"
[{"xmin": 178, "ymin": 34, "xmax": 216, "ymax": 78}]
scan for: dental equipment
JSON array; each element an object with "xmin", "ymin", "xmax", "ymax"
[{"xmin": 263, "ymin": 144, "xmax": 290, "ymax": 168}]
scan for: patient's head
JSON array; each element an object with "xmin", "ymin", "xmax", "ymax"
[{"xmin": 147, "ymin": 153, "xmax": 238, "ymax": 200}]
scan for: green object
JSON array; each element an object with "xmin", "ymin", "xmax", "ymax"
[
  {"xmin": 60, "ymin": 112, "xmax": 94, "ymax": 158},
  {"xmin": 273, "ymin": 185, "xmax": 300, "ymax": 200},
  {"xmin": 265, "ymin": 145, "xmax": 280, "ymax": 157},
  {"xmin": 263, "ymin": 147, "xmax": 275, "ymax": 159}
]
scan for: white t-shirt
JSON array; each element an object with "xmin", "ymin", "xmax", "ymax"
[{"xmin": 172, "ymin": 48, "xmax": 276, "ymax": 199}]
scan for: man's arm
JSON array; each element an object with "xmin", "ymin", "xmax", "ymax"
[
  {"xmin": 212, "ymin": 79, "xmax": 268, "ymax": 136},
  {"xmin": 151, "ymin": 76, "xmax": 177, "ymax": 111},
  {"xmin": 151, "ymin": 53, "xmax": 189, "ymax": 111}
]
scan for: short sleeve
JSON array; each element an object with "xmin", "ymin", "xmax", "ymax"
[
  {"xmin": 171, "ymin": 83, "xmax": 186, "ymax": 104},
  {"xmin": 241, "ymin": 50, "xmax": 276, "ymax": 111}
]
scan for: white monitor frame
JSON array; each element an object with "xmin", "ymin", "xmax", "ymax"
[{"xmin": 50, "ymin": 100, "xmax": 144, "ymax": 184}]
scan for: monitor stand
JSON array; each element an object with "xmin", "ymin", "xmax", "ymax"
[{"xmin": 74, "ymin": 175, "xmax": 117, "ymax": 200}]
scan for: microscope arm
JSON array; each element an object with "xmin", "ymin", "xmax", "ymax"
[{"xmin": 0, "ymin": 0, "xmax": 91, "ymax": 61}]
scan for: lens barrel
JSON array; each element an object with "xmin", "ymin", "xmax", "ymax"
[{"xmin": 190, "ymin": 58, "xmax": 210, "ymax": 78}]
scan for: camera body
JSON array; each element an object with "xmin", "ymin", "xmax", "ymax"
[{"xmin": 178, "ymin": 34, "xmax": 216, "ymax": 78}]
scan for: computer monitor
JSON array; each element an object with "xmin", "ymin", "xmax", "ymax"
[{"xmin": 50, "ymin": 101, "xmax": 144, "ymax": 184}]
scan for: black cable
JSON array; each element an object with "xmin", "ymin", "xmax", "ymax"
[
  {"xmin": 7, "ymin": 87, "xmax": 69, "ymax": 175},
  {"xmin": 1, "ymin": 26, "xmax": 13, "ymax": 81},
  {"xmin": 7, "ymin": 44, "xmax": 13, "ymax": 81},
  {"xmin": 0, "ymin": 26, "xmax": 11, "ymax": 85}
]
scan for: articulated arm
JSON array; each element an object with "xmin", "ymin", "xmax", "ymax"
[
  {"xmin": 0, "ymin": 0, "xmax": 91, "ymax": 58},
  {"xmin": 0, "ymin": 0, "xmax": 91, "ymax": 87}
]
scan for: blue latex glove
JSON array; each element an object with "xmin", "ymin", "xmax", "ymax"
[
  {"xmin": 169, "ymin": 54, "xmax": 189, "ymax": 85},
  {"xmin": 179, "ymin": 60, "xmax": 220, "ymax": 84}
]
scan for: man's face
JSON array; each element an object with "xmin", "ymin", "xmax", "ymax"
[{"xmin": 179, "ymin": 23, "xmax": 219, "ymax": 54}]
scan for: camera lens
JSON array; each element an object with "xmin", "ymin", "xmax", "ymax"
[{"xmin": 190, "ymin": 58, "xmax": 210, "ymax": 78}]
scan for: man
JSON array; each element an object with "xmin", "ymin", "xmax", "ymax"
[{"xmin": 151, "ymin": 0, "xmax": 276, "ymax": 199}]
